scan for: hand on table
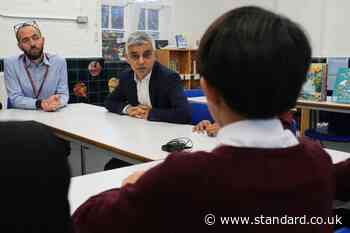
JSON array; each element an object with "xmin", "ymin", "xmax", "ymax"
[
  {"xmin": 193, "ymin": 120, "xmax": 220, "ymax": 137},
  {"xmin": 122, "ymin": 170, "xmax": 145, "ymax": 186},
  {"xmin": 41, "ymin": 95, "xmax": 61, "ymax": 112},
  {"xmin": 127, "ymin": 105, "xmax": 151, "ymax": 120}
]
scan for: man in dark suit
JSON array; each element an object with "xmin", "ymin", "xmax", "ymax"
[{"xmin": 105, "ymin": 31, "xmax": 191, "ymax": 124}]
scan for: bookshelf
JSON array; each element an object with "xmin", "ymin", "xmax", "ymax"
[{"xmin": 156, "ymin": 48, "xmax": 199, "ymax": 89}]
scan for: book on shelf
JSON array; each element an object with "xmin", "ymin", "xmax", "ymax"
[
  {"xmin": 332, "ymin": 67, "xmax": 350, "ymax": 103},
  {"xmin": 175, "ymin": 34, "xmax": 188, "ymax": 49},
  {"xmin": 192, "ymin": 60, "xmax": 197, "ymax": 74},
  {"xmin": 169, "ymin": 59, "xmax": 180, "ymax": 73},
  {"xmin": 300, "ymin": 63, "xmax": 327, "ymax": 101},
  {"xmin": 113, "ymin": 42, "xmax": 126, "ymax": 61},
  {"xmin": 327, "ymin": 57, "xmax": 348, "ymax": 91}
]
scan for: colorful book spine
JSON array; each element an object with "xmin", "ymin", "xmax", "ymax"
[
  {"xmin": 300, "ymin": 63, "xmax": 327, "ymax": 101},
  {"xmin": 332, "ymin": 67, "xmax": 350, "ymax": 103},
  {"xmin": 327, "ymin": 57, "xmax": 348, "ymax": 90},
  {"xmin": 175, "ymin": 34, "xmax": 188, "ymax": 49}
]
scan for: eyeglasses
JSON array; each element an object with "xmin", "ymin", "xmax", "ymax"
[{"xmin": 13, "ymin": 21, "xmax": 41, "ymax": 39}]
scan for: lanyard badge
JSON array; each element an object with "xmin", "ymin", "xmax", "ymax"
[{"xmin": 23, "ymin": 54, "xmax": 49, "ymax": 99}]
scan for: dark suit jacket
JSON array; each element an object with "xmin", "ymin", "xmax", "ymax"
[{"xmin": 104, "ymin": 62, "xmax": 191, "ymax": 124}]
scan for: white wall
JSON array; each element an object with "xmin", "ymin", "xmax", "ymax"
[
  {"xmin": 171, "ymin": 0, "xmax": 350, "ymax": 57},
  {"xmin": 0, "ymin": 0, "xmax": 102, "ymax": 58},
  {"xmin": 322, "ymin": 0, "xmax": 350, "ymax": 57},
  {"xmin": 171, "ymin": 0, "xmax": 276, "ymax": 48},
  {"xmin": 2, "ymin": 0, "xmax": 350, "ymax": 58},
  {"xmin": 274, "ymin": 0, "xmax": 324, "ymax": 57}
]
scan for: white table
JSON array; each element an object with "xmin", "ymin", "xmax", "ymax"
[
  {"xmin": 69, "ymin": 160, "xmax": 162, "ymax": 214},
  {"xmin": 0, "ymin": 103, "xmax": 218, "ymax": 171},
  {"xmin": 327, "ymin": 148, "xmax": 350, "ymax": 163},
  {"xmin": 68, "ymin": 148, "xmax": 350, "ymax": 214}
]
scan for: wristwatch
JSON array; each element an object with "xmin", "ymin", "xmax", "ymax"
[{"xmin": 35, "ymin": 100, "xmax": 42, "ymax": 109}]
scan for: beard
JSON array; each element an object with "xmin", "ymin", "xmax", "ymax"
[{"xmin": 23, "ymin": 46, "xmax": 44, "ymax": 61}]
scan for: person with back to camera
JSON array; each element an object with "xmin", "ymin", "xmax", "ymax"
[
  {"xmin": 0, "ymin": 120, "xmax": 72, "ymax": 232},
  {"xmin": 73, "ymin": 6, "xmax": 336, "ymax": 233}
]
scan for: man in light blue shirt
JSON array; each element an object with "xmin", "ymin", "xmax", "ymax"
[{"xmin": 4, "ymin": 21, "xmax": 69, "ymax": 111}]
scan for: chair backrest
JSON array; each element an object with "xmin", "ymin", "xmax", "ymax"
[
  {"xmin": 190, "ymin": 102, "xmax": 213, "ymax": 125},
  {"xmin": 184, "ymin": 89, "xmax": 204, "ymax": 98},
  {"xmin": 0, "ymin": 72, "xmax": 8, "ymax": 109},
  {"xmin": 7, "ymin": 98, "xmax": 11, "ymax": 109},
  {"xmin": 290, "ymin": 119, "xmax": 298, "ymax": 136},
  {"xmin": 335, "ymin": 227, "xmax": 350, "ymax": 233},
  {"xmin": 304, "ymin": 129, "xmax": 350, "ymax": 142}
]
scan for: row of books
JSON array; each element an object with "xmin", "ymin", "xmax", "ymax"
[
  {"xmin": 169, "ymin": 60, "xmax": 181, "ymax": 73},
  {"xmin": 300, "ymin": 57, "xmax": 350, "ymax": 103}
]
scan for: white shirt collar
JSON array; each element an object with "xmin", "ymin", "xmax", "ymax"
[
  {"xmin": 217, "ymin": 118, "xmax": 299, "ymax": 148},
  {"xmin": 134, "ymin": 70, "xmax": 152, "ymax": 83}
]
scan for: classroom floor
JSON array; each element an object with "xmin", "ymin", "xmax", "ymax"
[{"xmin": 68, "ymin": 142, "xmax": 116, "ymax": 177}]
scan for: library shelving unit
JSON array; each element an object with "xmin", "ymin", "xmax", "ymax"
[{"xmin": 156, "ymin": 48, "xmax": 200, "ymax": 89}]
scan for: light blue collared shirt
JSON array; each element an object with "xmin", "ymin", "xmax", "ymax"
[{"xmin": 4, "ymin": 53, "xmax": 69, "ymax": 109}]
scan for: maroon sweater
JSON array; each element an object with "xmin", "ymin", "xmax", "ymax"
[{"xmin": 73, "ymin": 138, "xmax": 334, "ymax": 233}]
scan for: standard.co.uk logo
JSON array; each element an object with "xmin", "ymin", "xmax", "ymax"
[{"xmin": 204, "ymin": 213, "xmax": 342, "ymax": 226}]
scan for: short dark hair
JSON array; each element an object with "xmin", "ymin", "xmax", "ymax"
[{"xmin": 197, "ymin": 6, "xmax": 311, "ymax": 119}]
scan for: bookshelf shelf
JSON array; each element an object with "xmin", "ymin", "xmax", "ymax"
[{"xmin": 156, "ymin": 48, "xmax": 199, "ymax": 89}]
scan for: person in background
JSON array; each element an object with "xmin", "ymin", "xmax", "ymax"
[
  {"xmin": 4, "ymin": 21, "xmax": 69, "ymax": 111},
  {"xmin": 104, "ymin": 31, "xmax": 191, "ymax": 124},
  {"xmin": 73, "ymin": 6, "xmax": 334, "ymax": 233},
  {"xmin": 0, "ymin": 121, "xmax": 72, "ymax": 232}
]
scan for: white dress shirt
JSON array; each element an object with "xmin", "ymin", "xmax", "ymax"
[
  {"xmin": 134, "ymin": 71, "xmax": 152, "ymax": 107},
  {"xmin": 122, "ymin": 71, "xmax": 152, "ymax": 114},
  {"xmin": 217, "ymin": 118, "xmax": 299, "ymax": 148}
]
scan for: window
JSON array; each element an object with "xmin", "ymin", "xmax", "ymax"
[
  {"xmin": 101, "ymin": 1, "xmax": 168, "ymax": 59},
  {"xmin": 101, "ymin": 5, "xmax": 109, "ymax": 29},
  {"xmin": 137, "ymin": 8, "xmax": 160, "ymax": 39},
  {"xmin": 111, "ymin": 6, "xmax": 124, "ymax": 29},
  {"xmin": 101, "ymin": 5, "xmax": 125, "ymax": 60}
]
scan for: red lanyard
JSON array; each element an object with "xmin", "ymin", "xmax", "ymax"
[{"xmin": 23, "ymin": 54, "xmax": 49, "ymax": 99}]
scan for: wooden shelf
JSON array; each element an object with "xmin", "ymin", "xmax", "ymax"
[{"xmin": 156, "ymin": 48, "xmax": 199, "ymax": 89}]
